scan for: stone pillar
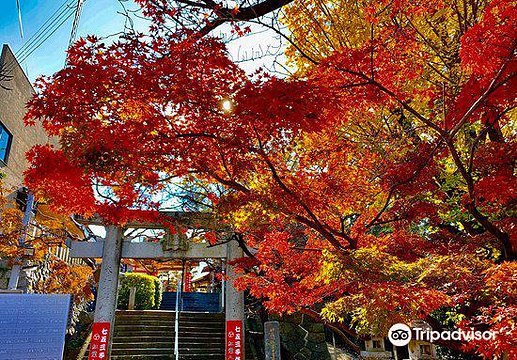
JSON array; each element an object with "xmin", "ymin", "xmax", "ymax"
[
  {"xmin": 225, "ymin": 240, "xmax": 245, "ymax": 359},
  {"xmin": 128, "ymin": 287, "xmax": 137, "ymax": 310},
  {"xmin": 265, "ymin": 321, "xmax": 281, "ymax": 360},
  {"xmin": 93, "ymin": 225, "xmax": 123, "ymax": 359}
]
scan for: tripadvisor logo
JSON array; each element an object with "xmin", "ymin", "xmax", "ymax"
[
  {"xmin": 388, "ymin": 323, "xmax": 412, "ymax": 346},
  {"xmin": 388, "ymin": 323, "xmax": 498, "ymax": 346}
]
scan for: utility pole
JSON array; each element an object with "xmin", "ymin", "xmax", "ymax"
[
  {"xmin": 65, "ymin": 0, "xmax": 86, "ymax": 66},
  {"xmin": 68, "ymin": 0, "xmax": 86, "ymax": 47}
]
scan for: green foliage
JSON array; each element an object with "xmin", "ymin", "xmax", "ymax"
[
  {"xmin": 436, "ymin": 346, "xmax": 483, "ymax": 360},
  {"xmin": 153, "ymin": 277, "xmax": 163, "ymax": 309},
  {"xmin": 117, "ymin": 273, "xmax": 162, "ymax": 310}
]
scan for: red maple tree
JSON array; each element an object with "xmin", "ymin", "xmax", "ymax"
[{"xmin": 24, "ymin": 0, "xmax": 515, "ymax": 357}]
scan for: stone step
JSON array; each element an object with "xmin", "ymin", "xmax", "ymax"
[
  {"xmin": 116, "ymin": 317, "xmax": 226, "ymax": 323},
  {"xmin": 112, "ymin": 333, "xmax": 225, "ymax": 340},
  {"xmin": 113, "ymin": 337, "xmax": 175, "ymax": 343},
  {"xmin": 113, "ymin": 330, "xmax": 225, "ymax": 337},
  {"xmin": 115, "ymin": 315, "xmax": 223, "ymax": 320},
  {"xmin": 115, "ymin": 324, "xmax": 223, "ymax": 330},
  {"xmin": 113, "ymin": 342, "xmax": 173, "ymax": 349},
  {"xmin": 116, "ymin": 310, "xmax": 224, "ymax": 318},
  {"xmin": 112, "ymin": 337, "xmax": 225, "ymax": 343},
  {"xmin": 115, "ymin": 328, "xmax": 224, "ymax": 334},
  {"xmin": 177, "ymin": 332, "xmax": 225, "ymax": 337},
  {"xmin": 115, "ymin": 315, "xmax": 224, "ymax": 320},
  {"xmin": 109, "ymin": 355, "xmax": 224, "ymax": 360},
  {"xmin": 114, "ymin": 331, "xmax": 224, "ymax": 338},
  {"xmin": 114, "ymin": 320, "xmax": 224, "ymax": 327},
  {"xmin": 110, "ymin": 357, "xmax": 172, "ymax": 360},
  {"xmin": 111, "ymin": 348, "xmax": 225, "ymax": 355},
  {"xmin": 112, "ymin": 335, "xmax": 224, "ymax": 342},
  {"xmin": 112, "ymin": 341, "xmax": 224, "ymax": 348},
  {"xmin": 114, "ymin": 323, "xmax": 224, "ymax": 329},
  {"xmin": 116, "ymin": 311, "xmax": 224, "ymax": 315},
  {"xmin": 86, "ymin": 356, "xmax": 223, "ymax": 360},
  {"xmin": 86, "ymin": 352, "xmax": 225, "ymax": 360},
  {"xmin": 86, "ymin": 310, "xmax": 226, "ymax": 360},
  {"xmin": 115, "ymin": 320, "xmax": 225, "ymax": 327}
]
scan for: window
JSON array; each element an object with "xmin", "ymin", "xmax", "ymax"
[
  {"xmin": 421, "ymin": 344, "xmax": 432, "ymax": 355},
  {"xmin": 0, "ymin": 122, "xmax": 12, "ymax": 164},
  {"xmin": 372, "ymin": 340, "xmax": 382, "ymax": 349}
]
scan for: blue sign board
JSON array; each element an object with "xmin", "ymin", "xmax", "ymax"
[
  {"xmin": 0, "ymin": 293, "xmax": 71, "ymax": 360},
  {"xmin": 160, "ymin": 291, "xmax": 222, "ymax": 312}
]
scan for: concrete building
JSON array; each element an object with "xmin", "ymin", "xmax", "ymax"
[
  {"xmin": 0, "ymin": 44, "xmax": 84, "ymax": 290},
  {"xmin": 0, "ymin": 44, "xmax": 52, "ymax": 189}
]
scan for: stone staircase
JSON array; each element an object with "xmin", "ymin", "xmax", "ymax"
[{"xmin": 85, "ymin": 310, "xmax": 225, "ymax": 360}]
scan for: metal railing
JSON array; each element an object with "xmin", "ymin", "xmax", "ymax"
[{"xmin": 174, "ymin": 279, "xmax": 182, "ymax": 360}]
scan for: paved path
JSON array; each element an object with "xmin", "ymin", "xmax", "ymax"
[{"xmin": 327, "ymin": 343, "xmax": 358, "ymax": 360}]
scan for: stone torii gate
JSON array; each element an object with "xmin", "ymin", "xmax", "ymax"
[{"xmin": 70, "ymin": 212, "xmax": 245, "ymax": 360}]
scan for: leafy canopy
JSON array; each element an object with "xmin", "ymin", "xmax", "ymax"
[
  {"xmin": 23, "ymin": 0, "xmax": 515, "ymax": 357},
  {"xmin": 0, "ymin": 179, "xmax": 93, "ymax": 303}
]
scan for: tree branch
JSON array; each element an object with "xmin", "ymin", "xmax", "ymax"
[{"xmin": 199, "ymin": 0, "xmax": 295, "ymax": 35}]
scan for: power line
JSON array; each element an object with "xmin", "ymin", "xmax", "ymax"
[
  {"xmin": 1, "ymin": 0, "xmax": 77, "ymax": 75},
  {"xmin": 17, "ymin": 8, "xmax": 76, "ymax": 65},
  {"xmin": 15, "ymin": 0, "xmax": 74, "ymax": 60},
  {"xmin": 15, "ymin": 0, "xmax": 77, "ymax": 62}
]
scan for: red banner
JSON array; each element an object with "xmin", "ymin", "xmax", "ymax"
[
  {"xmin": 88, "ymin": 322, "xmax": 111, "ymax": 360},
  {"xmin": 185, "ymin": 271, "xmax": 192, "ymax": 292},
  {"xmin": 226, "ymin": 320, "xmax": 243, "ymax": 360}
]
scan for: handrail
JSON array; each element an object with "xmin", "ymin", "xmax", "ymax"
[
  {"xmin": 221, "ymin": 266, "xmax": 225, "ymax": 313},
  {"xmin": 75, "ymin": 330, "xmax": 92, "ymax": 360},
  {"xmin": 174, "ymin": 278, "xmax": 182, "ymax": 360}
]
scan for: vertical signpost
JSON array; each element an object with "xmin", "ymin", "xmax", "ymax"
[
  {"xmin": 88, "ymin": 322, "xmax": 111, "ymax": 360},
  {"xmin": 184, "ymin": 271, "xmax": 192, "ymax": 292},
  {"xmin": 226, "ymin": 320, "xmax": 244, "ymax": 360},
  {"xmin": 265, "ymin": 321, "xmax": 281, "ymax": 360}
]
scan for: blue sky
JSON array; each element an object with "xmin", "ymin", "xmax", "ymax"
[
  {"xmin": 0, "ymin": 0, "xmax": 147, "ymax": 81},
  {"xmin": 0, "ymin": 0, "xmax": 287, "ymax": 83}
]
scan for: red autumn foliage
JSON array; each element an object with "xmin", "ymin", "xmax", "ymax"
[{"xmin": 23, "ymin": 0, "xmax": 515, "ymax": 357}]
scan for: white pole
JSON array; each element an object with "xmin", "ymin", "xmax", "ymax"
[
  {"xmin": 174, "ymin": 278, "xmax": 182, "ymax": 360},
  {"xmin": 221, "ymin": 261, "xmax": 225, "ymax": 312}
]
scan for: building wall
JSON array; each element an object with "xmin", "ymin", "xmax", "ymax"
[
  {"xmin": 0, "ymin": 44, "xmax": 53, "ymax": 190},
  {"xmin": 0, "ymin": 44, "xmax": 87, "ymax": 291}
]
